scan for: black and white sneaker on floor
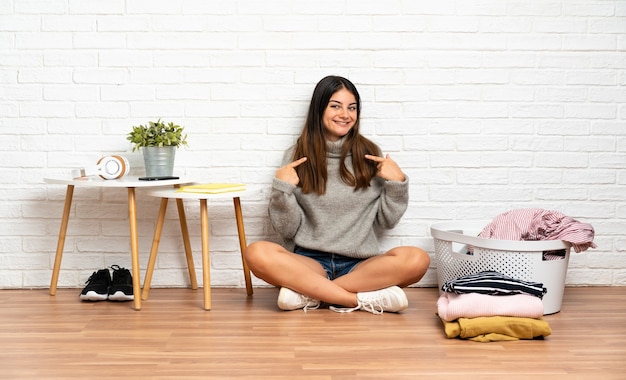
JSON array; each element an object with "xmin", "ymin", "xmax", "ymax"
[
  {"xmin": 108, "ymin": 265, "xmax": 134, "ymax": 301},
  {"xmin": 79, "ymin": 268, "xmax": 111, "ymax": 301}
]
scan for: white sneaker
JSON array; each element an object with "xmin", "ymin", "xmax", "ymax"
[
  {"xmin": 277, "ymin": 287, "xmax": 321, "ymax": 312},
  {"xmin": 330, "ymin": 286, "xmax": 408, "ymax": 315}
]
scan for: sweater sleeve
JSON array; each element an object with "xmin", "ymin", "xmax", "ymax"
[
  {"xmin": 375, "ymin": 175, "xmax": 409, "ymax": 229},
  {"xmin": 268, "ymin": 146, "xmax": 304, "ymax": 240},
  {"xmin": 268, "ymin": 177, "xmax": 303, "ymax": 240}
]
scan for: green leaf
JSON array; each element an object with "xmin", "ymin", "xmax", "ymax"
[{"xmin": 126, "ymin": 119, "xmax": 188, "ymax": 152}]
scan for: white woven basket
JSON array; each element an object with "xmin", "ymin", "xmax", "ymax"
[{"xmin": 430, "ymin": 221, "xmax": 571, "ymax": 315}]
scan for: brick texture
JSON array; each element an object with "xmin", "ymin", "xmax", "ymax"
[{"xmin": 1, "ymin": 1, "xmax": 624, "ymax": 289}]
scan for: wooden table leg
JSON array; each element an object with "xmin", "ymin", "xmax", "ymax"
[
  {"xmin": 127, "ymin": 187, "xmax": 142, "ymax": 311},
  {"xmin": 175, "ymin": 198, "xmax": 198, "ymax": 289},
  {"xmin": 199, "ymin": 199, "xmax": 211, "ymax": 310},
  {"xmin": 141, "ymin": 197, "xmax": 169, "ymax": 301},
  {"xmin": 233, "ymin": 197, "xmax": 253, "ymax": 296},
  {"xmin": 49, "ymin": 185, "xmax": 74, "ymax": 296}
]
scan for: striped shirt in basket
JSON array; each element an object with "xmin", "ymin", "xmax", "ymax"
[{"xmin": 441, "ymin": 271, "xmax": 547, "ymax": 299}]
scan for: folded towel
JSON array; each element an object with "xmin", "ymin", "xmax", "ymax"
[{"xmin": 437, "ymin": 292, "xmax": 545, "ymax": 322}]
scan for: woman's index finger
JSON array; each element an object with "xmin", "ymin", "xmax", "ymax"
[
  {"xmin": 289, "ymin": 157, "xmax": 307, "ymax": 167},
  {"xmin": 365, "ymin": 154, "xmax": 384, "ymax": 163}
]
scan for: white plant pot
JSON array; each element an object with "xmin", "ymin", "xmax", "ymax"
[{"xmin": 142, "ymin": 146, "xmax": 176, "ymax": 177}]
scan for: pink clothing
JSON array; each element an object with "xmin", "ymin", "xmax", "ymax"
[
  {"xmin": 478, "ymin": 208, "xmax": 596, "ymax": 253},
  {"xmin": 437, "ymin": 292, "xmax": 545, "ymax": 322}
]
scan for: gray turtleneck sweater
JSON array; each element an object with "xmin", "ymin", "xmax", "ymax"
[{"xmin": 269, "ymin": 138, "xmax": 409, "ymax": 259}]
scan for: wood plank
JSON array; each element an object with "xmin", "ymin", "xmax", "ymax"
[{"xmin": 0, "ymin": 287, "xmax": 624, "ymax": 379}]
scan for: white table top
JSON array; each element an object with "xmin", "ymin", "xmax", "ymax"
[
  {"xmin": 44, "ymin": 176, "xmax": 193, "ymax": 188},
  {"xmin": 145, "ymin": 187, "xmax": 260, "ymax": 200}
]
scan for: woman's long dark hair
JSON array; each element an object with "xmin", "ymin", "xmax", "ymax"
[{"xmin": 293, "ymin": 75, "xmax": 381, "ymax": 195}]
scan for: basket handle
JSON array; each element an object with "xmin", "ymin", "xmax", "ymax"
[{"xmin": 430, "ymin": 222, "xmax": 571, "ymax": 252}]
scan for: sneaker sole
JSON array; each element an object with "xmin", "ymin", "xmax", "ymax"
[
  {"xmin": 108, "ymin": 291, "xmax": 134, "ymax": 302},
  {"xmin": 79, "ymin": 291, "xmax": 108, "ymax": 301}
]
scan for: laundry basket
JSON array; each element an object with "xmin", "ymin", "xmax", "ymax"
[{"xmin": 430, "ymin": 221, "xmax": 571, "ymax": 315}]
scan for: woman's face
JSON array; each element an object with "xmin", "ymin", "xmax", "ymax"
[{"xmin": 322, "ymin": 88, "xmax": 357, "ymax": 142}]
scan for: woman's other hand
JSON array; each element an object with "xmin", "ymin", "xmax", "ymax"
[{"xmin": 365, "ymin": 154, "xmax": 405, "ymax": 182}]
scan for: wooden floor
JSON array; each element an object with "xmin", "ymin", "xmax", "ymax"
[{"xmin": 0, "ymin": 286, "xmax": 624, "ymax": 380}]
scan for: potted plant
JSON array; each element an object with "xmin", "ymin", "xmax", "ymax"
[{"xmin": 126, "ymin": 119, "xmax": 188, "ymax": 177}]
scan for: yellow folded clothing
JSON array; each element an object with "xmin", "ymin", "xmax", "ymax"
[
  {"xmin": 177, "ymin": 183, "xmax": 246, "ymax": 194},
  {"xmin": 441, "ymin": 316, "xmax": 552, "ymax": 342}
]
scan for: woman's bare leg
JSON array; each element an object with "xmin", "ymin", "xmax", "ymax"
[
  {"xmin": 244, "ymin": 241, "xmax": 359, "ymax": 307},
  {"xmin": 245, "ymin": 242, "xmax": 430, "ymax": 308},
  {"xmin": 333, "ymin": 246, "xmax": 430, "ymax": 293}
]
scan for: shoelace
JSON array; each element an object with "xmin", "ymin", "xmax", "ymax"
[
  {"xmin": 302, "ymin": 299, "xmax": 320, "ymax": 313},
  {"xmin": 358, "ymin": 301, "xmax": 384, "ymax": 315},
  {"xmin": 85, "ymin": 270, "xmax": 108, "ymax": 285},
  {"xmin": 85, "ymin": 272, "xmax": 98, "ymax": 285},
  {"xmin": 329, "ymin": 301, "xmax": 384, "ymax": 315}
]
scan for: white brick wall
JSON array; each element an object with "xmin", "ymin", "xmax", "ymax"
[{"xmin": 1, "ymin": 0, "xmax": 624, "ymax": 290}]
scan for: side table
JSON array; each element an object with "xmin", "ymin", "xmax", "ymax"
[
  {"xmin": 141, "ymin": 187, "xmax": 257, "ymax": 310},
  {"xmin": 44, "ymin": 176, "xmax": 192, "ymax": 310}
]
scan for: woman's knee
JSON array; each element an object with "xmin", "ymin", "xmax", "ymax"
[
  {"xmin": 244, "ymin": 241, "xmax": 271, "ymax": 268},
  {"xmin": 391, "ymin": 246, "xmax": 431, "ymax": 278},
  {"xmin": 411, "ymin": 247, "xmax": 431, "ymax": 271}
]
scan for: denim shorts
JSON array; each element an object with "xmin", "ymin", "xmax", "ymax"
[{"xmin": 294, "ymin": 245, "xmax": 364, "ymax": 280}]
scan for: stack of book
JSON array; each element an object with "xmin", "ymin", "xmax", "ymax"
[{"xmin": 177, "ymin": 183, "xmax": 246, "ymax": 194}]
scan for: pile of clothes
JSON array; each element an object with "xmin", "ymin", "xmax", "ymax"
[
  {"xmin": 478, "ymin": 208, "xmax": 596, "ymax": 253},
  {"xmin": 437, "ymin": 271, "xmax": 552, "ymax": 343},
  {"xmin": 435, "ymin": 209, "xmax": 597, "ymax": 342}
]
